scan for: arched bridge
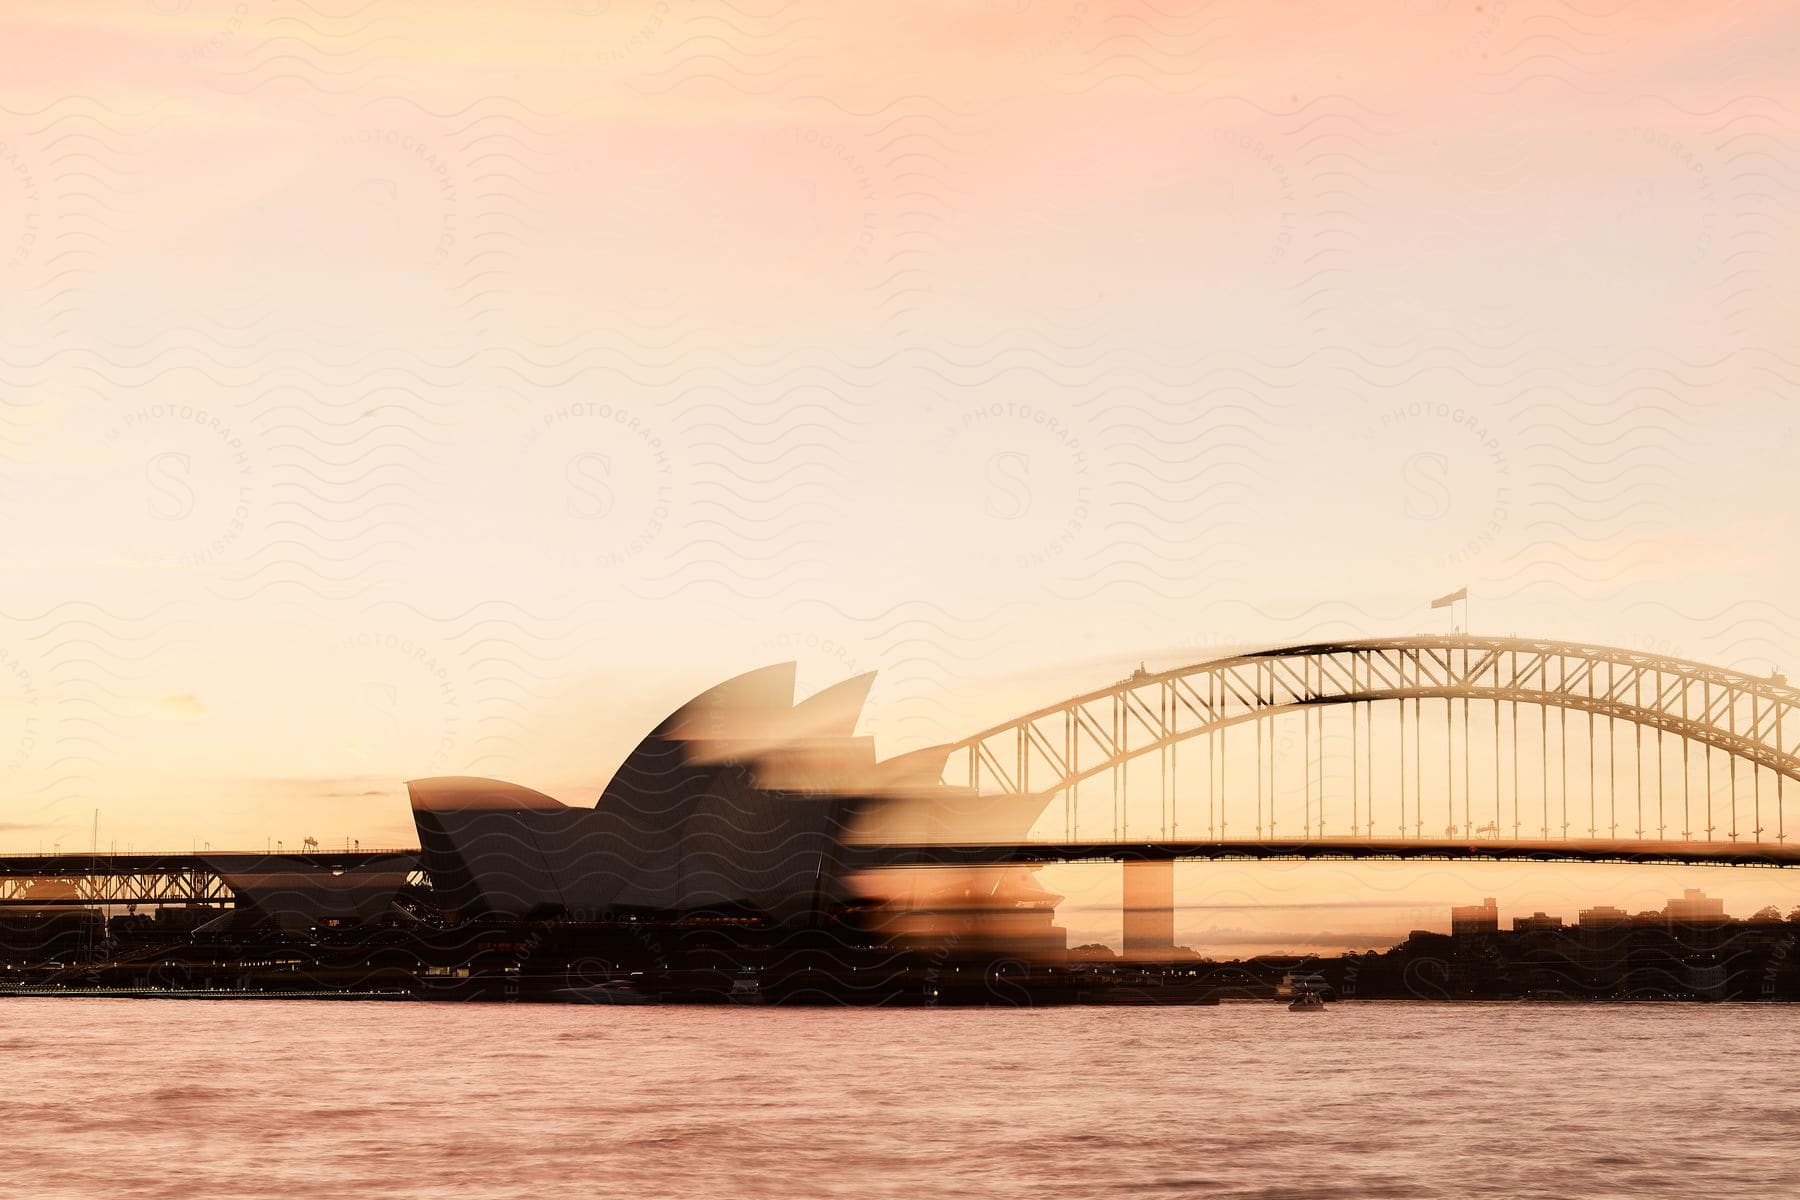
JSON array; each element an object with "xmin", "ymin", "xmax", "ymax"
[
  {"xmin": 10, "ymin": 634, "xmax": 1800, "ymax": 916},
  {"xmin": 937, "ymin": 635, "xmax": 1800, "ymax": 855}
]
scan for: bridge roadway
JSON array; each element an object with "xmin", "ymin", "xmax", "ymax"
[
  {"xmin": 858, "ymin": 837, "xmax": 1800, "ymax": 870},
  {"xmin": 0, "ymin": 850, "xmax": 417, "ymax": 877},
  {"xmin": 6, "ymin": 836, "xmax": 1800, "ymax": 900},
  {"xmin": 0, "ymin": 849, "xmax": 421, "ymax": 906}
]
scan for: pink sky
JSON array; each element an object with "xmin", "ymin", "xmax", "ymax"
[{"xmin": 3, "ymin": 0, "xmax": 1799, "ymax": 947}]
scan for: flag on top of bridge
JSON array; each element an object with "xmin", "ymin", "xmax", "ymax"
[{"xmin": 1430, "ymin": 586, "xmax": 1468, "ymax": 609}]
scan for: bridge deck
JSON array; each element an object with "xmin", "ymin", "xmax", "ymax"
[
  {"xmin": 0, "ymin": 850, "xmax": 417, "ymax": 877},
  {"xmin": 7, "ymin": 839, "xmax": 1800, "ymax": 882},
  {"xmin": 856, "ymin": 837, "xmax": 1800, "ymax": 869}
]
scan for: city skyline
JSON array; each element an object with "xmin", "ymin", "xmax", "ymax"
[
  {"xmin": 7, "ymin": 1, "xmax": 1800, "ymax": 957},
  {"xmin": 9, "ymin": 4, "xmax": 1800, "ymax": 1198},
  {"xmin": 18, "ymin": 631, "xmax": 1800, "ymax": 955}
]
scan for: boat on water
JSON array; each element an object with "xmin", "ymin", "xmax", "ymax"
[
  {"xmin": 727, "ymin": 969, "xmax": 763, "ymax": 1005},
  {"xmin": 550, "ymin": 979, "xmax": 661, "ymax": 1005},
  {"xmin": 1277, "ymin": 968, "xmax": 1332, "ymax": 1011}
]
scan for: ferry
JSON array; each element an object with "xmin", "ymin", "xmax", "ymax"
[{"xmin": 1275, "ymin": 970, "xmax": 1331, "ymax": 999}]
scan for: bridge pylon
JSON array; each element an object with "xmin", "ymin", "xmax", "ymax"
[{"xmin": 1122, "ymin": 859, "xmax": 1176, "ymax": 960}]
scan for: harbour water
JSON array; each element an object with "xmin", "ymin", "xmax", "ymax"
[{"xmin": 7, "ymin": 999, "xmax": 1797, "ymax": 1199}]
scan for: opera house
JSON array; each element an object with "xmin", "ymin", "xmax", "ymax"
[{"xmin": 407, "ymin": 663, "xmax": 1069, "ymax": 956}]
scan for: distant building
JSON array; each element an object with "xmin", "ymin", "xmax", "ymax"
[
  {"xmin": 0, "ymin": 907, "xmax": 102, "ymax": 963},
  {"xmin": 1687, "ymin": 961, "xmax": 1728, "ymax": 999},
  {"xmin": 1451, "ymin": 897, "xmax": 1499, "ymax": 936},
  {"xmin": 1578, "ymin": 905, "xmax": 1631, "ymax": 927},
  {"xmin": 1666, "ymin": 888, "xmax": 1727, "ymax": 924},
  {"xmin": 1512, "ymin": 911, "xmax": 1564, "ymax": 932},
  {"xmin": 1276, "ymin": 969, "xmax": 1330, "ymax": 998}
]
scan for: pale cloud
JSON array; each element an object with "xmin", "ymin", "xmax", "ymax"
[{"xmin": 155, "ymin": 693, "xmax": 208, "ymax": 719}]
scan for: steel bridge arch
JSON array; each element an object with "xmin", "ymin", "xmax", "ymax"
[{"xmin": 945, "ymin": 635, "xmax": 1800, "ymax": 802}]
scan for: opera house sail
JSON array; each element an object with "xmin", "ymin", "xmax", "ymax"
[{"xmin": 407, "ymin": 663, "xmax": 1069, "ymax": 959}]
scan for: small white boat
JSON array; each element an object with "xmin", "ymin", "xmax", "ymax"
[
  {"xmin": 1288, "ymin": 991, "xmax": 1327, "ymax": 1012},
  {"xmin": 552, "ymin": 980, "xmax": 660, "ymax": 1005}
]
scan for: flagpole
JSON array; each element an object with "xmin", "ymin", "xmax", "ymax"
[{"xmin": 1430, "ymin": 586, "xmax": 1469, "ymax": 634}]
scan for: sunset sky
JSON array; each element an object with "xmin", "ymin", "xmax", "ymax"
[{"xmin": 3, "ymin": 0, "xmax": 1799, "ymax": 951}]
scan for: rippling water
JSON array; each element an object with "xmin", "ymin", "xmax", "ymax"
[{"xmin": 8, "ymin": 998, "xmax": 1797, "ymax": 1199}]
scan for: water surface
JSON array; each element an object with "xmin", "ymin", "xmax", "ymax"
[{"xmin": 7, "ymin": 999, "xmax": 1794, "ymax": 1199}]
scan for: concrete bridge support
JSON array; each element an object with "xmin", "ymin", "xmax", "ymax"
[{"xmin": 1123, "ymin": 859, "xmax": 1175, "ymax": 959}]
